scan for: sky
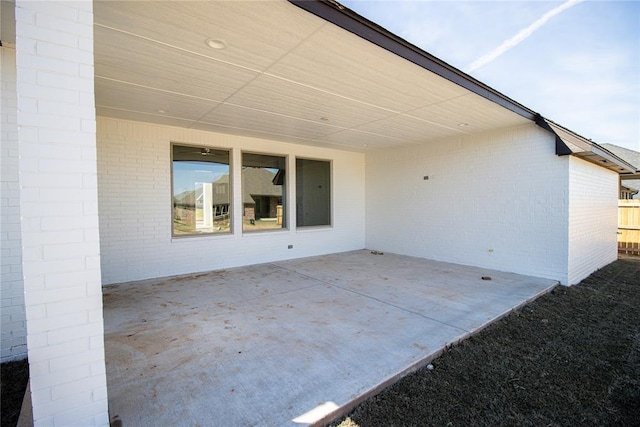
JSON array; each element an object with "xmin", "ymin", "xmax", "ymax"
[
  {"xmin": 341, "ymin": 0, "xmax": 640, "ymax": 152},
  {"xmin": 173, "ymin": 162, "xmax": 227, "ymax": 195}
]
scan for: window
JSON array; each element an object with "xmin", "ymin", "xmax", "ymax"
[
  {"xmin": 242, "ymin": 153, "xmax": 286, "ymax": 232},
  {"xmin": 296, "ymin": 158, "xmax": 331, "ymax": 227},
  {"xmin": 172, "ymin": 144, "xmax": 231, "ymax": 236}
]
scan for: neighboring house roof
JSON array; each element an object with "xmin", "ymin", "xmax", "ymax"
[
  {"xmin": 624, "ymin": 180, "xmax": 640, "ymax": 192},
  {"xmin": 174, "ymin": 178, "xmax": 231, "ymax": 206},
  {"xmin": 600, "ymin": 144, "xmax": 640, "ymax": 171},
  {"xmin": 176, "ymin": 169, "xmax": 282, "ymax": 206},
  {"xmin": 534, "ymin": 119, "xmax": 638, "ymax": 174},
  {"xmin": 601, "ymin": 143, "xmax": 640, "ymax": 185},
  {"xmin": 602, "ymin": 144, "xmax": 640, "ymax": 198},
  {"xmin": 240, "ymin": 168, "xmax": 282, "ymax": 204},
  {"xmin": 599, "ymin": 143, "xmax": 640, "ymax": 198},
  {"xmin": 621, "ymin": 183, "xmax": 639, "ymax": 197},
  {"xmin": 174, "ymin": 190, "xmax": 195, "ymax": 206}
]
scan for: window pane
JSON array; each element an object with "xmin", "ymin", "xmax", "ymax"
[
  {"xmin": 242, "ymin": 153, "xmax": 286, "ymax": 232},
  {"xmin": 296, "ymin": 159, "xmax": 331, "ymax": 227},
  {"xmin": 172, "ymin": 145, "xmax": 230, "ymax": 236}
]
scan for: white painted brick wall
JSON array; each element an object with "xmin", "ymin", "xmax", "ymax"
[
  {"xmin": 366, "ymin": 123, "xmax": 572, "ymax": 283},
  {"xmin": 1, "ymin": 42, "xmax": 28, "ymax": 362},
  {"xmin": 97, "ymin": 117, "xmax": 365, "ymax": 284},
  {"xmin": 15, "ymin": 1, "xmax": 109, "ymax": 425},
  {"xmin": 567, "ymin": 156, "xmax": 618, "ymax": 285}
]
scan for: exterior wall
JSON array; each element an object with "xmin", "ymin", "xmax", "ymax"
[
  {"xmin": 1, "ymin": 42, "xmax": 27, "ymax": 362},
  {"xmin": 244, "ymin": 205, "xmax": 256, "ymax": 220},
  {"xmin": 567, "ymin": 156, "xmax": 618, "ymax": 284},
  {"xmin": 97, "ymin": 117, "xmax": 365, "ymax": 284},
  {"xmin": 15, "ymin": 1, "xmax": 109, "ymax": 425},
  {"xmin": 365, "ymin": 123, "xmax": 571, "ymax": 283}
]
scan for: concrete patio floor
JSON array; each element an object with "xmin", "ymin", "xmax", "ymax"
[{"xmin": 103, "ymin": 250, "xmax": 557, "ymax": 426}]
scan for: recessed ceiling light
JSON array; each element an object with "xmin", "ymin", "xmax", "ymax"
[
  {"xmin": 205, "ymin": 38, "xmax": 226, "ymax": 50},
  {"xmin": 362, "ymin": 144, "xmax": 368, "ymax": 147},
  {"xmin": 458, "ymin": 122, "xmax": 469, "ymax": 127},
  {"xmin": 157, "ymin": 109, "xmax": 167, "ymax": 114},
  {"xmin": 320, "ymin": 116, "xmax": 330, "ymax": 121}
]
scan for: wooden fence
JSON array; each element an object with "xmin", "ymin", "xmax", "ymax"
[{"xmin": 618, "ymin": 200, "xmax": 640, "ymax": 255}]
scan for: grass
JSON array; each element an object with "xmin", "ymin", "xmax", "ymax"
[
  {"xmin": 2, "ymin": 257, "xmax": 638, "ymax": 426},
  {"xmin": 1, "ymin": 358, "xmax": 29, "ymax": 427},
  {"xmin": 330, "ymin": 256, "xmax": 640, "ymax": 426}
]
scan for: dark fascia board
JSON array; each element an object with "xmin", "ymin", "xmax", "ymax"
[
  {"xmin": 534, "ymin": 115, "xmax": 573, "ymax": 156},
  {"xmin": 289, "ymin": 0, "xmax": 637, "ymax": 174},
  {"xmin": 540, "ymin": 117, "xmax": 638, "ymax": 174},
  {"xmin": 289, "ymin": 0, "xmax": 538, "ymax": 121}
]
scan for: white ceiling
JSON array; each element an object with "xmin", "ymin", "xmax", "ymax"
[{"xmin": 93, "ymin": 0, "xmax": 531, "ymax": 152}]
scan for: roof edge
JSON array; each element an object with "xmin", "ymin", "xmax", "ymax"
[
  {"xmin": 592, "ymin": 145, "xmax": 639, "ymax": 174},
  {"xmin": 289, "ymin": 0, "xmax": 637, "ymax": 176},
  {"xmin": 289, "ymin": 0, "xmax": 537, "ymax": 121},
  {"xmin": 540, "ymin": 117, "xmax": 638, "ymax": 174},
  {"xmin": 534, "ymin": 114, "xmax": 573, "ymax": 156}
]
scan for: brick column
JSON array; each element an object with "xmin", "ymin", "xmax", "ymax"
[
  {"xmin": 1, "ymin": 31, "xmax": 27, "ymax": 361},
  {"xmin": 15, "ymin": 1, "xmax": 109, "ymax": 425}
]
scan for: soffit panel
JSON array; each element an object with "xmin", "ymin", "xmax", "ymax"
[
  {"xmin": 93, "ymin": 0, "xmax": 532, "ymax": 151},
  {"xmin": 93, "ymin": 1, "xmax": 324, "ymax": 72},
  {"xmin": 95, "ymin": 78, "xmax": 219, "ymax": 120},
  {"xmin": 314, "ymin": 129, "xmax": 408, "ymax": 150},
  {"xmin": 410, "ymin": 93, "xmax": 530, "ymax": 133},
  {"xmin": 94, "ymin": 26, "xmax": 259, "ymax": 102},
  {"xmin": 198, "ymin": 104, "xmax": 338, "ymax": 141},
  {"xmin": 573, "ymin": 152, "xmax": 633, "ymax": 173},
  {"xmin": 224, "ymin": 74, "xmax": 393, "ymax": 129},
  {"xmin": 97, "ymin": 107, "xmax": 197, "ymax": 130},
  {"xmin": 266, "ymin": 22, "xmax": 470, "ymax": 114},
  {"xmin": 188, "ymin": 122, "xmax": 326, "ymax": 148},
  {"xmin": 352, "ymin": 114, "xmax": 464, "ymax": 144}
]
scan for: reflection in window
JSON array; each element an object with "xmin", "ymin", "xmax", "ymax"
[
  {"xmin": 172, "ymin": 145, "xmax": 230, "ymax": 236},
  {"xmin": 296, "ymin": 159, "xmax": 331, "ymax": 227},
  {"xmin": 242, "ymin": 153, "xmax": 286, "ymax": 232}
]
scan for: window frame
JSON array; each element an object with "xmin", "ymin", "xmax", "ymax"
[
  {"xmin": 295, "ymin": 156, "xmax": 333, "ymax": 229},
  {"xmin": 241, "ymin": 151, "xmax": 289, "ymax": 234},
  {"xmin": 170, "ymin": 142, "xmax": 233, "ymax": 238}
]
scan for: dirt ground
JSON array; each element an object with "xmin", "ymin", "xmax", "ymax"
[
  {"xmin": 2, "ymin": 257, "xmax": 638, "ymax": 427},
  {"xmin": 331, "ymin": 256, "xmax": 640, "ymax": 427},
  {"xmin": 1, "ymin": 358, "xmax": 28, "ymax": 427}
]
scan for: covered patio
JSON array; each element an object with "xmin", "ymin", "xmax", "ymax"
[
  {"xmin": 103, "ymin": 251, "xmax": 557, "ymax": 426},
  {"xmin": 3, "ymin": 0, "xmax": 632, "ymax": 423}
]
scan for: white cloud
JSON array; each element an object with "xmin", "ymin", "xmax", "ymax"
[
  {"xmin": 340, "ymin": 0, "xmax": 640, "ymax": 151},
  {"xmin": 466, "ymin": 0, "xmax": 585, "ymax": 73}
]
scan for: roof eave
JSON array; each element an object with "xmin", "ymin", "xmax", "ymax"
[
  {"xmin": 540, "ymin": 118, "xmax": 638, "ymax": 174},
  {"xmin": 289, "ymin": 0, "xmax": 637, "ymax": 176},
  {"xmin": 288, "ymin": 0, "xmax": 537, "ymax": 121},
  {"xmin": 534, "ymin": 115, "xmax": 573, "ymax": 156},
  {"xmin": 592, "ymin": 145, "xmax": 640, "ymax": 176}
]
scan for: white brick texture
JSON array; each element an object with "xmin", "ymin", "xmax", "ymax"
[
  {"xmin": 99, "ymin": 119, "xmax": 618, "ymax": 287},
  {"xmin": 365, "ymin": 124, "xmax": 572, "ymax": 283},
  {"xmin": 1, "ymin": 3, "xmax": 621, "ymax": 426},
  {"xmin": 15, "ymin": 1, "xmax": 109, "ymax": 425},
  {"xmin": 567, "ymin": 156, "xmax": 618, "ymax": 284},
  {"xmin": 97, "ymin": 117, "xmax": 366, "ymax": 284},
  {"xmin": 1, "ymin": 37, "xmax": 28, "ymax": 361}
]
